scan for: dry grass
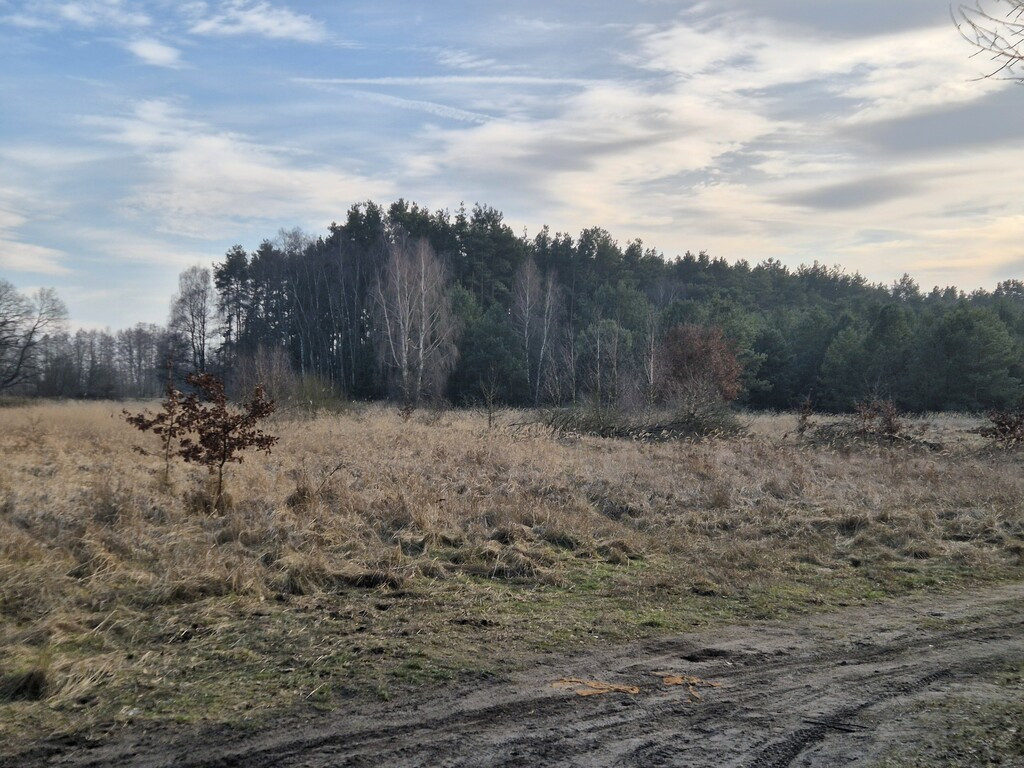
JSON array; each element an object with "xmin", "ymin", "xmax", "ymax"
[{"xmin": 1, "ymin": 401, "xmax": 1023, "ymax": 753}]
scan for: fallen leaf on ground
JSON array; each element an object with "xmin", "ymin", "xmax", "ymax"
[
  {"xmin": 552, "ymin": 678, "xmax": 641, "ymax": 696},
  {"xmin": 658, "ymin": 674, "xmax": 721, "ymax": 700}
]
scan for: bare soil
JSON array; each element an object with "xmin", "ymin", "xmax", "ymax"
[{"xmin": 18, "ymin": 581, "xmax": 1024, "ymax": 768}]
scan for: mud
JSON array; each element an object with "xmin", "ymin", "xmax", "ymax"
[{"xmin": 19, "ymin": 582, "xmax": 1024, "ymax": 767}]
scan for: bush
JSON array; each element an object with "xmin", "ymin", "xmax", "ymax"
[
  {"xmin": 852, "ymin": 397, "xmax": 905, "ymax": 439},
  {"xmin": 658, "ymin": 324, "xmax": 743, "ymax": 405},
  {"xmin": 980, "ymin": 402, "xmax": 1024, "ymax": 446}
]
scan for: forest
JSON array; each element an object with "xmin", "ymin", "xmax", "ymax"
[{"xmin": 4, "ymin": 199, "xmax": 1024, "ymax": 413}]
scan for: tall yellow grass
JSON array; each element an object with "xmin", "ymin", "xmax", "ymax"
[
  {"xmin": 2, "ymin": 402, "xmax": 1021, "ymax": 613},
  {"xmin": 0, "ymin": 401, "xmax": 1022, "ymax": 740}
]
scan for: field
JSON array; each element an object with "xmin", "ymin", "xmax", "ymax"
[{"xmin": 1, "ymin": 401, "xmax": 1023, "ymax": 764}]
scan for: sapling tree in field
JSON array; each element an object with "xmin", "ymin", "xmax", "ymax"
[
  {"xmin": 479, "ymin": 366, "xmax": 501, "ymax": 429},
  {"xmin": 177, "ymin": 373, "xmax": 278, "ymax": 507},
  {"xmin": 125, "ymin": 372, "xmax": 278, "ymax": 508},
  {"xmin": 123, "ymin": 366, "xmax": 189, "ymax": 483},
  {"xmin": 852, "ymin": 397, "xmax": 905, "ymax": 440}
]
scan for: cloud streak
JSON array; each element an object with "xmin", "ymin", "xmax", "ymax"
[
  {"xmin": 295, "ymin": 75, "xmax": 595, "ymax": 87},
  {"xmin": 345, "ymin": 90, "xmax": 491, "ymax": 124},
  {"xmin": 0, "ymin": 238, "xmax": 71, "ymax": 274}
]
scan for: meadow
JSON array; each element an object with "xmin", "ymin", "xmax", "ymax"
[{"xmin": 1, "ymin": 401, "xmax": 1022, "ymax": 757}]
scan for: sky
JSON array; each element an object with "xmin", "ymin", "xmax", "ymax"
[{"xmin": 1, "ymin": 0, "xmax": 1022, "ymax": 330}]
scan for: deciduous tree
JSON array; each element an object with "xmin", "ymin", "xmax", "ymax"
[
  {"xmin": 0, "ymin": 280, "xmax": 66, "ymax": 392},
  {"xmin": 170, "ymin": 266, "xmax": 215, "ymax": 374}
]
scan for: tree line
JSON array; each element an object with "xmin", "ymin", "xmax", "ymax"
[{"xmin": 4, "ymin": 199, "xmax": 1024, "ymax": 412}]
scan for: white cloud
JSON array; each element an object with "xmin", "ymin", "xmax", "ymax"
[
  {"xmin": 0, "ymin": 12, "xmax": 58, "ymax": 29},
  {"xmin": 188, "ymin": 0, "xmax": 325, "ymax": 42},
  {"xmin": 0, "ymin": 238, "xmax": 71, "ymax": 274},
  {"xmin": 12, "ymin": 0, "xmax": 151, "ymax": 29},
  {"xmin": 502, "ymin": 16, "xmax": 567, "ymax": 33},
  {"xmin": 72, "ymin": 226, "xmax": 214, "ymax": 268},
  {"xmin": 0, "ymin": 203, "xmax": 70, "ymax": 274},
  {"xmin": 0, "ymin": 206, "xmax": 26, "ymax": 232},
  {"xmin": 0, "ymin": 143, "xmax": 108, "ymax": 171},
  {"xmin": 86, "ymin": 99, "xmax": 392, "ymax": 236},
  {"xmin": 124, "ymin": 37, "xmax": 182, "ymax": 67},
  {"xmin": 0, "ymin": 187, "xmax": 72, "ymax": 274},
  {"xmin": 638, "ymin": 16, "xmax": 1005, "ymax": 124},
  {"xmin": 398, "ymin": 72, "xmax": 778, "ymax": 234}
]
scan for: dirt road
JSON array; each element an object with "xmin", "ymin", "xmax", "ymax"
[{"xmin": 23, "ymin": 582, "xmax": 1024, "ymax": 767}]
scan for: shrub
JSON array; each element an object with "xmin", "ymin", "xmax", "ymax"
[
  {"xmin": 655, "ymin": 324, "xmax": 743, "ymax": 434},
  {"xmin": 852, "ymin": 397, "xmax": 905, "ymax": 440},
  {"xmin": 980, "ymin": 401, "xmax": 1024, "ymax": 446},
  {"xmin": 658, "ymin": 324, "xmax": 743, "ymax": 405}
]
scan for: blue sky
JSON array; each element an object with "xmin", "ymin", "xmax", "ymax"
[{"xmin": 1, "ymin": 0, "xmax": 1022, "ymax": 329}]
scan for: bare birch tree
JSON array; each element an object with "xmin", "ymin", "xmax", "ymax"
[
  {"xmin": 546, "ymin": 323, "xmax": 579, "ymax": 405},
  {"xmin": 637, "ymin": 283, "xmax": 678, "ymax": 415},
  {"xmin": 374, "ymin": 233, "xmax": 458, "ymax": 404},
  {"xmin": 512, "ymin": 257, "xmax": 560, "ymax": 405},
  {"xmin": 581, "ymin": 318, "xmax": 631, "ymax": 408},
  {"xmin": 640, "ymin": 305, "xmax": 661, "ymax": 415}
]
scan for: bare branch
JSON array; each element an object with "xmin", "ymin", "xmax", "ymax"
[{"xmin": 955, "ymin": 1, "xmax": 1024, "ymax": 79}]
